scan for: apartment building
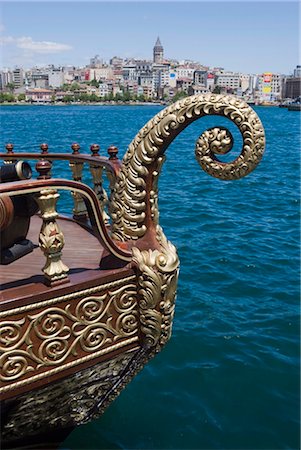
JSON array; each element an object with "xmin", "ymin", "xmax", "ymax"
[
  {"xmin": 12, "ymin": 68, "xmax": 24, "ymax": 88},
  {"xmin": 48, "ymin": 69, "xmax": 64, "ymax": 88},
  {"xmin": 0, "ymin": 70, "xmax": 13, "ymax": 89},
  {"xmin": 283, "ymin": 77, "xmax": 301, "ymax": 99},
  {"xmin": 216, "ymin": 72, "xmax": 240, "ymax": 90},
  {"xmin": 176, "ymin": 66, "xmax": 195, "ymax": 80},
  {"xmin": 257, "ymin": 72, "xmax": 284, "ymax": 101}
]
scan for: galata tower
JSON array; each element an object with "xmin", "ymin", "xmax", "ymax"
[{"xmin": 153, "ymin": 37, "xmax": 164, "ymax": 64}]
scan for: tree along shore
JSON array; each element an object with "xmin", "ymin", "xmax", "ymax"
[{"xmin": 0, "ymin": 88, "xmax": 188, "ymax": 106}]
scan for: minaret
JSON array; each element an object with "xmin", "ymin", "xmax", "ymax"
[{"xmin": 153, "ymin": 37, "xmax": 164, "ymax": 64}]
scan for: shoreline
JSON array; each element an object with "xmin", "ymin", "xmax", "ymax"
[
  {"xmin": 0, "ymin": 101, "xmax": 167, "ymax": 107},
  {"xmin": 0, "ymin": 100, "xmax": 282, "ymax": 108}
]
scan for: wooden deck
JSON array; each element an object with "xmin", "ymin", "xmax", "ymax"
[{"xmin": 0, "ymin": 215, "xmax": 123, "ymax": 304}]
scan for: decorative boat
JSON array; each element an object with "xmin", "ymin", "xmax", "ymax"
[{"xmin": 0, "ymin": 94, "xmax": 265, "ymax": 449}]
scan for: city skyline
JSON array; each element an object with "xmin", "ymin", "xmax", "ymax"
[{"xmin": 1, "ymin": 2, "xmax": 299, "ymax": 74}]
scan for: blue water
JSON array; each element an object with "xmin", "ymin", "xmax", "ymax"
[{"xmin": 0, "ymin": 104, "xmax": 300, "ymax": 449}]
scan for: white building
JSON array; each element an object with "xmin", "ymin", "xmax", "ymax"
[
  {"xmin": 0, "ymin": 69, "xmax": 13, "ymax": 90},
  {"xmin": 257, "ymin": 72, "xmax": 283, "ymax": 101},
  {"xmin": 206, "ymin": 73, "xmax": 215, "ymax": 91},
  {"xmin": 216, "ymin": 72, "xmax": 240, "ymax": 90},
  {"xmin": 122, "ymin": 63, "xmax": 137, "ymax": 81},
  {"xmin": 89, "ymin": 67, "xmax": 114, "ymax": 82},
  {"xmin": 47, "ymin": 69, "xmax": 64, "ymax": 88},
  {"xmin": 176, "ymin": 66, "xmax": 195, "ymax": 80},
  {"xmin": 98, "ymin": 82, "xmax": 112, "ymax": 97}
]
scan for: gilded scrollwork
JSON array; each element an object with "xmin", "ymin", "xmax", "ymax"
[
  {"xmin": 1, "ymin": 349, "xmax": 146, "ymax": 442},
  {"xmin": 110, "ymin": 94, "xmax": 265, "ymax": 242},
  {"xmin": 132, "ymin": 227, "xmax": 179, "ymax": 349},
  {"xmin": 0, "ymin": 282, "xmax": 139, "ymax": 387}
]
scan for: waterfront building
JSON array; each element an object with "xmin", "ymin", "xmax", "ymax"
[
  {"xmin": 283, "ymin": 76, "xmax": 301, "ymax": 99},
  {"xmin": 110, "ymin": 56, "xmax": 124, "ymax": 70},
  {"xmin": 206, "ymin": 73, "xmax": 215, "ymax": 91},
  {"xmin": 122, "ymin": 62, "xmax": 137, "ymax": 81},
  {"xmin": 190, "ymin": 85, "xmax": 209, "ymax": 95},
  {"xmin": 151, "ymin": 62, "xmax": 169, "ymax": 95},
  {"xmin": 89, "ymin": 55, "xmax": 102, "ymax": 68},
  {"xmin": 194, "ymin": 70, "xmax": 207, "ymax": 86},
  {"xmin": 12, "ymin": 68, "xmax": 24, "ymax": 88},
  {"xmin": 132, "ymin": 60, "xmax": 153, "ymax": 91},
  {"xmin": 123, "ymin": 80, "xmax": 138, "ymax": 96},
  {"xmin": 161, "ymin": 85, "xmax": 177, "ymax": 99},
  {"xmin": 153, "ymin": 37, "xmax": 164, "ymax": 64},
  {"xmin": 143, "ymin": 84, "xmax": 154, "ymax": 99},
  {"xmin": 283, "ymin": 65, "xmax": 301, "ymax": 99},
  {"xmin": 240, "ymin": 74, "xmax": 252, "ymax": 93},
  {"xmin": 89, "ymin": 66, "xmax": 114, "ymax": 82},
  {"xmin": 159, "ymin": 69, "xmax": 177, "ymax": 88},
  {"xmin": 25, "ymin": 88, "xmax": 53, "ymax": 103},
  {"xmin": 0, "ymin": 69, "xmax": 13, "ymax": 90},
  {"xmin": 30, "ymin": 71, "xmax": 49, "ymax": 89},
  {"xmin": 177, "ymin": 77, "xmax": 193, "ymax": 93},
  {"xmin": 193, "ymin": 71, "xmax": 216, "ymax": 91},
  {"xmin": 176, "ymin": 65, "xmax": 195, "ymax": 80},
  {"xmin": 257, "ymin": 72, "xmax": 283, "ymax": 101},
  {"xmin": 216, "ymin": 72, "xmax": 240, "ymax": 90},
  {"xmin": 113, "ymin": 69, "xmax": 124, "ymax": 83},
  {"xmin": 293, "ymin": 65, "xmax": 301, "ymax": 78},
  {"xmin": 139, "ymin": 71, "xmax": 153, "ymax": 89},
  {"xmin": 62, "ymin": 66, "xmax": 84, "ymax": 84},
  {"xmin": 136, "ymin": 60, "xmax": 153, "ymax": 73},
  {"xmin": 63, "ymin": 70, "xmax": 76, "ymax": 84},
  {"xmin": 48, "ymin": 68, "xmax": 64, "ymax": 88},
  {"xmin": 113, "ymin": 84, "xmax": 123, "ymax": 97},
  {"xmin": 53, "ymin": 91, "xmax": 65, "ymax": 102}
]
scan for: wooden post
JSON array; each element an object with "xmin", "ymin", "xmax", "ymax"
[
  {"xmin": 89, "ymin": 144, "xmax": 109, "ymax": 225},
  {"xmin": 106, "ymin": 146, "xmax": 119, "ymax": 217},
  {"xmin": 69, "ymin": 143, "xmax": 87, "ymax": 221},
  {"xmin": 4, "ymin": 143, "xmax": 14, "ymax": 164}
]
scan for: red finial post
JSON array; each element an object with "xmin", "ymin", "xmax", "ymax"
[
  {"xmin": 40, "ymin": 143, "xmax": 49, "ymax": 155},
  {"xmin": 107, "ymin": 145, "xmax": 118, "ymax": 160},
  {"xmin": 36, "ymin": 160, "xmax": 52, "ymax": 179},
  {"xmin": 71, "ymin": 143, "xmax": 80, "ymax": 155},
  {"xmin": 5, "ymin": 143, "xmax": 14, "ymax": 156},
  {"xmin": 90, "ymin": 144, "xmax": 100, "ymax": 157}
]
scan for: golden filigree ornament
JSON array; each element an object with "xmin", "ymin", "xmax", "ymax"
[
  {"xmin": 35, "ymin": 189, "xmax": 69, "ymax": 285},
  {"xmin": 110, "ymin": 94, "xmax": 265, "ymax": 242},
  {"xmin": 132, "ymin": 227, "xmax": 179, "ymax": 349},
  {"xmin": 0, "ymin": 281, "xmax": 139, "ymax": 388}
]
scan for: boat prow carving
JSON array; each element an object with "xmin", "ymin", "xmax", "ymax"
[
  {"xmin": 0, "ymin": 94, "xmax": 265, "ymax": 449},
  {"xmin": 111, "ymin": 93, "xmax": 265, "ymax": 242}
]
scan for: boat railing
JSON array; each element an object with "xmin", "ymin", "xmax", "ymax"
[
  {"xmin": 0, "ymin": 143, "xmax": 121, "ymax": 224},
  {"xmin": 0, "ymin": 162, "xmax": 131, "ymax": 287}
]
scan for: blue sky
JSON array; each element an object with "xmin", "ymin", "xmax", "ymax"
[{"xmin": 0, "ymin": 1, "xmax": 299, "ymax": 74}]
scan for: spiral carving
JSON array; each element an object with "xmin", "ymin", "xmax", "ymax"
[
  {"xmin": 0, "ymin": 281, "xmax": 139, "ymax": 386},
  {"xmin": 110, "ymin": 94, "xmax": 265, "ymax": 242}
]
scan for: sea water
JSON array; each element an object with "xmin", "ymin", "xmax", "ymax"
[{"xmin": 1, "ymin": 104, "xmax": 299, "ymax": 450}]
